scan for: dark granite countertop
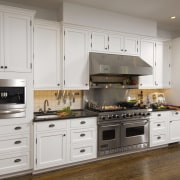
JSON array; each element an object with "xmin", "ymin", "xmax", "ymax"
[{"xmin": 33, "ymin": 109, "xmax": 98, "ymax": 122}]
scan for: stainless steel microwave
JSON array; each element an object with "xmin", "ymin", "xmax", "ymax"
[{"xmin": 0, "ymin": 79, "xmax": 26, "ymax": 118}]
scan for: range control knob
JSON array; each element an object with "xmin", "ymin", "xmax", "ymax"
[
  {"xmin": 107, "ymin": 115, "xmax": 112, "ymax": 119},
  {"xmin": 122, "ymin": 114, "xmax": 126, "ymax": 118},
  {"xmin": 101, "ymin": 116, "xmax": 106, "ymax": 120},
  {"xmin": 115, "ymin": 114, "xmax": 119, "ymax": 118}
]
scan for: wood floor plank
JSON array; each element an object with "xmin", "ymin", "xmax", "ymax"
[{"xmin": 4, "ymin": 144, "xmax": 180, "ymax": 180}]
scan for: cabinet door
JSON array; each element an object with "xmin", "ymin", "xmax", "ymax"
[
  {"xmin": 124, "ymin": 36, "xmax": 139, "ymax": 55},
  {"xmin": 4, "ymin": 13, "xmax": 32, "ymax": 72},
  {"xmin": 154, "ymin": 42, "xmax": 164, "ymax": 88},
  {"xmin": 108, "ymin": 34, "xmax": 123, "ymax": 54},
  {"xmin": 34, "ymin": 21, "xmax": 60, "ymax": 89},
  {"xmin": 90, "ymin": 32, "xmax": 108, "ymax": 52},
  {"xmin": 35, "ymin": 131, "xmax": 67, "ymax": 170},
  {"xmin": 169, "ymin": 119, "xmax": 180, "ymax": 143},
  {"xmin": 64, "ymin": 28, "xmax": 89, "ymax": 90},
  {"xmin": 139, "ymin": 40, "xmax": 154, "ymax": 88},
  {"xmin": 0, "ymin": 12, "xmax": 3, "ymax": 71},
  {"xmin": 162, "ymin": 41, "xmax": 171, "ymax": 88}
]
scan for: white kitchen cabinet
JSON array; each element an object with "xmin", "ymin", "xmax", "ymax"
[
  {"xmin": 0, "ymin": 5, "xmax": 35, "ymax": 73},
  {"xmin": 90, "ymin": 31, "xmax": 139, "ymax": 56},
  {"xmin": 0, "ymin": 122, "xmax": 31, "ymax": 176},
  {"xmin": 169, "ymin": 111, "xmax": 180, "ymax": 143},
  {"xmin": 150, "ymin": 111, "xmax": 170, "ymax": 147},
  {"xmin": 139, "ymin": 39, "xmax": 171, "ymax": 89},
  {"xmin": 34, "ymin": 120, "xmax": 68, "ymax": 170},
  {"xmin": 63, "ymin": 27, "xmax": 89, "ymax": 90},
  {"xmin": 70, "ymin": 117, "xmax": 97, "ymax": 163},
  {"xmin": 139, "ymin": 39, "xmax": 154, "ymax": 88},
  {"xmin": 34, "ymin": 20, "xmax": 60, "ymax": 89}
]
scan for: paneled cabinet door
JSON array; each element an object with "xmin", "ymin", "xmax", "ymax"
[
  {"xmin": 64, "ymin": 28, "xmax": 89, "ymax": 90},
  {"xmin": 35, "ymin": 131, "xmax": 67, "ymax": 170},
  {"xmin": 34, "ymin": 20, "xmax": 60, "ymax": 89},
  {"xmin": 123, "ymin": 36, "xmax": 139, "ymax": 55},
  {"xmin": 0, "ymin": 12, "xmax": 3, "ymax": 71},
  {"xmin": 90, "ymin": 32, "xmax": 108, "ymax": 52},
  {"xmin": 169, "ymin": 119, "xmax": 180, "ymax": 143},
  {"xmin": 3, "ymin": 12, "xmax": 32, "ymax": 72},
  {"xmin": 139, "ymin": 40, "xmax": 154, "ymax": 88}
]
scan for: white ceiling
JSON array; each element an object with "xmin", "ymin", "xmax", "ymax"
[{"xmin": 2, "ymin": 0, "xmax": 180, "ymax": 33}]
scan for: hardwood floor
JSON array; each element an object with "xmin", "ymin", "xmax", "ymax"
[{"xmin": 5, "ymin": 144, "xmax": 180, "ymax": 180}]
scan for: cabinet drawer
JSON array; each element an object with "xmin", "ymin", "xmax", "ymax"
[
  {"xmin": 151, "ymin": 111, "xmax": 171, "ymax": 119},
  {"xmin": 151, "ymin": 121, "xmax": 166, "ymax": 130},
  {"xmin": 0, "ymin": 135, "xmax": 29, "ymax": 154},
  {"xmin": 0, "ymin": 152, "xmax": 30, "ymax": 175},
  {"xmin": 151, "ymin": 133, "xmax": 167, "ymax": 147},
  {"xmin": 36, "ymin": 120, "xmax": 67, "ymax": 132},
  {"xmin": 71, "ymin": 142, "xmax": 96, "ymax": 162},
  {"xmin": 0, "ymin": 124, "xmax": 30, "ymax": 135},
  {"xmin": 71, "ymin": 128, "xmax": 96, "ymax": 143},
  {"xmin": 70, "ymin": 118, "xmax": 96, "ymax": 128}
]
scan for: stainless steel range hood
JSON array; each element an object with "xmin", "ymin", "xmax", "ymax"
[{"xmin": 89, "ymin": 52, "xmax": 153, "ymax": 76}]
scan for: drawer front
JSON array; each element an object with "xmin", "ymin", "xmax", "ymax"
[
  {"xmin": 151, "ymin": 133, "xmax": 167, "ymax": 147},
  {"xmin": 36, "ymin": 120, "xmax": 67, "ymax": 132},
  {"xmin": 71, "ymin": 128, "xmax": 96, "ymax": 143},
  {"xmin": 70, "ymin": 118, "xmax": 96, "ymax": 128},
  {"xmin": 151, "ymin": 111, "xmax": 171, "ymax": 119},
  {"xmin": 151, "ymin": 121, "xmax": 166, "ymax": 130},
  {"xmin": 71, "ymin": 143, "xmax": 97, "ymax": 162},
  {"xmin": 0, "ymin": 152, "xmax": 30, "ymax": 175},
  {"xmin": 0, "ymin": 135, "xmax": 29, "ymax": 154},
  {"xmin": 0, "ymin": 124, "xmax": 30, "ymax": 135}
]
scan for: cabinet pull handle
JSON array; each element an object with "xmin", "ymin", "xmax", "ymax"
[
  {"xmin": 80, "ymin": 121, "xmax": 86, "ymax": 124},
  {"xmin": 49, "ymin": 124, "xmax": 55, "ymax": 128},
  {"xmin": 14, "ymin": 159, "xmax": 21, "ymax": 163},
  {"xmin": 80, "ymin": 149, "xmax": 85, "ymax": 153},
  {"xmin": 14, "ymin": 140, "xmax": 22, "ymax": 144},
  {"xmin": 14, "ymin": 126, "xmax": 22, "ymax": 130},
  {"xmin": 157, "ymin": 124, "xmax": 161, "ymax": 127},
  {"xmin": 157, "ymin": 114, "xmax": 161, "ymax": 117},
  {"xmin": 80, "ymin": 133, "xmax": 85, "ymax": 137}
]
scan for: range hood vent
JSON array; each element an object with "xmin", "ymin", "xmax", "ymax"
[{"xmin": 89, "ymin": 52, "xmax": 153, "ymax": 76}]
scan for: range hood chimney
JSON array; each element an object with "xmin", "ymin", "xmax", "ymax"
[{"xmin": 89, "ymin": 52, "xmax": 153, "ymax": 76}]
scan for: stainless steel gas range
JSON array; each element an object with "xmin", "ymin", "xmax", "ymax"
[{"xmin": 88, "ymin": 106, "xmax": 152, "ymax": 157}]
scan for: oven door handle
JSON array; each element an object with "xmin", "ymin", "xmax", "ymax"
[
  {"xmin": 122, "ymin": 120, "xmax": 148, "ymax": 126},
  {"xmin": 0, "ymin": 109, "xmax": 25, "ymax": 115},
  {"xmin": 100, "ymin": 124, "xmax": 121, "ymax": 128}
]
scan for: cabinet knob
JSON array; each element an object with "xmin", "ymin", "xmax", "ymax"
[
  {"xmin": 85, "ymin": 83, "xmax": 88, "ymax": 86},
  {"xmin": 157, "ymin": 114, "xmax": 161, "ymax": 117},
  {"xmin": 80, "ymin": 133, "xmax": 85, "ymax": 137},
  {"xmin": 80, "ymin": 149, "xmax": 85, "ymax": 153},
  {"xmin": 124, "ymin": 49, "xmax": 127, "ymax": 52},
  {"xmin": 175, "ymin": 112, "xmax": 179, "ymax": 115},
  {"xmin": 140, "ymin": 83, "xmax": 142, "ymax": 86},
  {"xmin": 0, "ymin": 66, "xmax": 3, "ymax": 69},
  {"xmin": 80, "ymin": 121, "xmax": 86, "ymax": 124},
  {"xmin": 170, "ymin": 121, "xmax": 172, "ymax": 123},
  {"xmin": 121, "ymin": 49, "xmax": 123, "ymax": 51},
  {"xmin": 14, "ymin": 140, "xmax": 22, "ymax": 144},
  {"xmin": 49, "ymin": 124, "xmax": 55, "ymax": 128},
  {"xmin": 157, "ymin": 124, "xmax": 161, "ymax": 127},
  {"xmin": 157, "ymin": 136, "xmax": 161, "ymax": 140},
  {"xmin": 105, "ymin": 47, "xmax": 108, "ymax": 50},
  {"xmin": 4, "ymin": 66, "xmax": 7, "ymax": 69},
  {"xmin": 63, "ymin": 134, "xmax": 66, "ymax": 137},
  {"xmin": 57, "ymin": 83, "xmax": 60, "ymax": 86},
  {"xmin": 14, "ymin": 159, "xmax": 21, "ymax": 163},
  {"xmin": 14, "ymin": 126, "xmax": 22, "ymax": 130}
]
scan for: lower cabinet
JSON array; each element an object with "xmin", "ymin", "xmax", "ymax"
[
  {"xmin": 0, "ymin": 122, "xmax": 31, "ymax": 176},
  {"xmin": 169, "ymin": 111, "xmax": 180, "ymax": 143},
  {"xmin": 150, "ymin": 111, "xmax": 170, "ymax": 147},
  {"xmin": 34, "ymin": 117, "xmax": 97, "ymax": 171}
]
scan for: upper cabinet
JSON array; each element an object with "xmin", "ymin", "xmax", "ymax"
[
  {"xmin": 63, "ymin": 26, "xmax": 89, "ymax": 90},
  {"xmin": 139, "ymin": 39, "xmax": 171, "ymax": 89},
  {"xmin": 34, "ymin": 20, "xmax": 60, "ymax": 90},
  {"xmin": 0, "ymin": 5, "xmax": 35, "ymax": 73},
  {"xmin": 90, "ymin": 31, "xmax": 140, "ymax": 56}
]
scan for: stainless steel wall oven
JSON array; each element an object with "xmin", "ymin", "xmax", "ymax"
[{"xmin": 0, "ymin": 79, "xmax": 26, "ymax": 118}]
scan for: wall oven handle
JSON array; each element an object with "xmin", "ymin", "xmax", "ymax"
[
  {"xmin": 0, "ymin": 109, "xmax": 25, "ymax": 115},
  {"xmin": 122, "ymin": 120, "xmax": 148, "ymax": 126}
]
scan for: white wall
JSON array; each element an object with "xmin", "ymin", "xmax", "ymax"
[{"xmin": 63, "ymin": 2, "xmax": 157, "ymax": 37}]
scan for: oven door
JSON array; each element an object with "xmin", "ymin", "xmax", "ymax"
[
  {"xmin": 98, "ymin": 123, "xmax": 121, "ymax": 151},
  {"xmin": 121, "ymin": 119, "xmax": 149, "ymax": 147}
]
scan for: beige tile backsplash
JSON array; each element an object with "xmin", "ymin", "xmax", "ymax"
[{"xmin": 34, "ymin": 90, "xmax": 83, "ymax": 112}]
